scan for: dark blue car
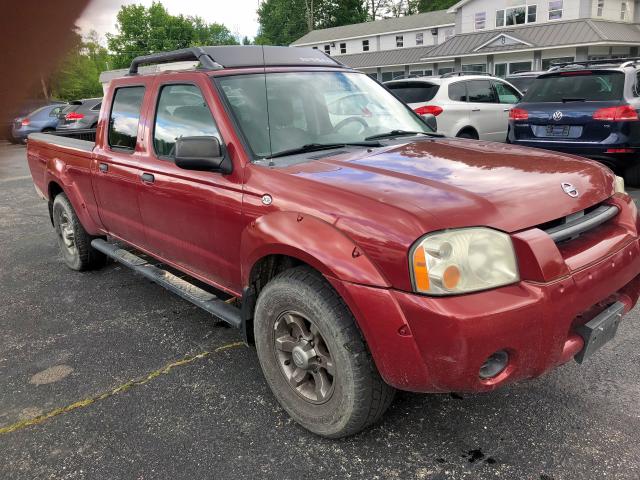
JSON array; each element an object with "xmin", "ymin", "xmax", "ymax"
[
  {"xmin": 508, "ymin": 58, "xmax": 640, "ymax": 186},
  {"xmin": 10, "ymin": 103, "xmax": 66, "ymax": 143}
]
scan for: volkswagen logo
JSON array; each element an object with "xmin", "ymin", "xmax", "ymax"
[
  {"xmin": 561, "ymin": 182, "xmax": 579, "ymax": 197},
  {"xmin": 552, "ymin": 111, "xmax": 563, "ymax": 121}
]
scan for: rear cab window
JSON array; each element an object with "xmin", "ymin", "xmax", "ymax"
[
  {"xmin": 523, "ymin": 70, "xmax": 625, "ymax": 102},
  {"xmin": 108, "ymin": 86, "xmax": 145, "ymax": 152},
  {"xmin": 387, "ymin": 82, "xmax": 440, "ymax": 104},
  {"xmin": 153, "ymin": 84, "xmax": 221, "ymax": 159}
]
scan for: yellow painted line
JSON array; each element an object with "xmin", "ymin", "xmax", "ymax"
[
  {"xmin": 0, "ymin": 341, "xmax": 245, "ymax": 436},
  {"xmin": 0, "ymin": 175, "xmax": 32, "ymax": 183}
]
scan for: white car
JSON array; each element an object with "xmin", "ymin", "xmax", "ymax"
[{"xmin": 385, "ymin": 73, "xmax": 523, "ymax": 142}]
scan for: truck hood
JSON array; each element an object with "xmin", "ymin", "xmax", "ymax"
[{"xmin": 288, "ymin": 137, "xmax": 615, "ymax": 233}]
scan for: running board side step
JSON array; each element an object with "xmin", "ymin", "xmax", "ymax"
[{"xmin": 91, "ymin": 239, "xmax": 241, "ymax": 328}]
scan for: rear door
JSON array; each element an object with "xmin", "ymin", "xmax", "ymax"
[
  {"xmin": 516, "ymin": 70, "xmax": 627, "ymax": 142},
  {"xmin": 492, "ymin": 80, "xmax": 522, "ymax": 140},
  {"xmin": 465, "ymin": 79, "xmax": 505, "ymax": 141},
  {"xmin": 92, "ymin": 83, "xmax": 148, "ymax": 247},
  {"xmin": 136, "ymin": 74, "xmax": 245, "ymax": 291}
]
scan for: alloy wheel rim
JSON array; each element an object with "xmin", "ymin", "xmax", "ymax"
[
  {"xmin": 273, "ymin": 311, "xmax": 336, "ymax": 404},
  {"xmin": 58, "ymin": 211, "xmax": 77, "ymax": 254}
]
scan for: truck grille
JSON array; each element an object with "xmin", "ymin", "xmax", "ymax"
[{"xmin": 538, "ymin": 203, "xmax": 619, "ymax": 243}]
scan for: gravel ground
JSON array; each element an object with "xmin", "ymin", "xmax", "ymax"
[{"xmin": 0, "ymin": 141, "xmax": 639, "ymax": 480}]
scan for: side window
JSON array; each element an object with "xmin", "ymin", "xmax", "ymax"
[
  {"xmin": 153, "ymin": 84, "xmax": 221, "ymax": 159},
  {"xmin": 466, "ymin": 80, "xmax": 496, "ymax": 103},
  {"xmin": 91, "ymin": 102, "xmax": 102, "ymax": 111},
  {"xmin": 108, "ymin": 86, "xmax": 145, "ymax": 152},
  {"xmin": 635, "ymin": 72, "xmax": 640, "ymax": 97},
  {"xmin": 448, "ymin": 82, "xmax": 467, "ymax": 102},
  {"xmin": 50, "ymin": 106, "xmax": 63, "ymax": 117},
  {"xmin": 493, "ymin": 81, "xmax": 521, "ymax": 104}
]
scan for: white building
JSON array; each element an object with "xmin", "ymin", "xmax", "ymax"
[{"xmin": 291, "ymin": 0, "xmax": 640, "ymax": 80}]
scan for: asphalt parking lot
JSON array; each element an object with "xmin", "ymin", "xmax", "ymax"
[{"xmin": 1, "ymin": 141, "xmax": 639, "ymax": 480}]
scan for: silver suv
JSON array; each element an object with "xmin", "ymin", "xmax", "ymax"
[{"xmin": 385, "ymin": 73, "xmax": 522, "ymax": 142}]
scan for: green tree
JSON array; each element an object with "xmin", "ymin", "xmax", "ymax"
[
  {"xmin": 416, "ymin": 0, "xmax": 458, "ymax": 12},
  {"xmin": 48, "ymin": 29, "xmax": 107, "ymax": 100},
  {"xmin": 107, "ymin": 2, "xmax": 238, "ymax": 69}
]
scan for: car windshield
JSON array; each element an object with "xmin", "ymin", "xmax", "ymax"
[
  {"xmin": 522, "ymin": 71, "xmax": 625, "ymax": 102},
  {"xmin": 216, "ymin": 71, "xmax": 432, "ymax": 159}
]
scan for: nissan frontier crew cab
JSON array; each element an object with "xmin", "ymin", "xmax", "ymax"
[{"xmin": 26, "ymin": 46, "xmax": 640, "ymax": 438}]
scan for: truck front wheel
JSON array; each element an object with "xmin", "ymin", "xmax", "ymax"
[
  {"xmin": 254, "ymin": 266, "xmax": 395, "ymax": 438},
  {"xmin": 52, "ymin": 193, "xmax": 105, "ymax": 271}
]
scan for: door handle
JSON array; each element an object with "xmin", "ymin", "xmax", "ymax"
[
  {"xmin": 98, "ymin": 163, "xmax": 108, "ymax": 172},
  {"xmin": 503, "ymin": 108, "xmax": 511, "ymax": 112},
  {"xmin": 471, "ymin": 108, "xmax": 481, "ymax": 112},
  {"xmin": 141, "ymin": 173, "xmax": 155, "ymax": 184}
]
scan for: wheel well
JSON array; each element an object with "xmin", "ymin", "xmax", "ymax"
[
  {"xmin": 456, "ymin": 127, "xmax": 479, "ymax": 139},
  {"xmin": 242, "ymin": 254, "xmax": 309, "ymax": 344},
  {"xmin": 47, "ymin": 181, "xmax": 64, "ymax": 225}
]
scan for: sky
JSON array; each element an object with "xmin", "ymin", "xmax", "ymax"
[{"xmin": 76, "ymin": 0, "xmax": 261, "ymax": 43}]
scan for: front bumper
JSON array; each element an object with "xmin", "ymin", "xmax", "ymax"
[{"xmin": 329, "ymin": 204, "xmax": 640, "ymax": 393}]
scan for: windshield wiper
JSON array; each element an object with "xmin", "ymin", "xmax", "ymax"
[
  {"xmin": 266, "ymin": 141, "xmax": 381, "ymax": 159},
  {"xmin": 364, "ymin": 130, "xmax": 441, "ymax": 141},
  {"xmin": 561, "ymin": 98, "xmax": 586, "ymax": 102}
]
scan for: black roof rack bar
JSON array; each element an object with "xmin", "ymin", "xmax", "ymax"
[
  {"xmin": 128, "ymin": 47, "xmax": 223, "ymax": 75},
  {"xmin": 548, "ymin": 57, "xmax": 640, "ymax": 70},
  {"xmin": 440, "ymin": 71, "xmax": 493, "ymax": 78}
]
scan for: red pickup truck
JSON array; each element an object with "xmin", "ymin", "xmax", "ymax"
[{"xmin": 27, "ymin": 46, "xmax": 640, "ymax": 438}]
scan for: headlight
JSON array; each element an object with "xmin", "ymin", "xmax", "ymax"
[
  {"xmin": 410, "ymin": 228, "xmax": 519, "ymax": 295},
  {"xmin": 614, "ymin": 176, "xmax": 626, "ymax": 195}
]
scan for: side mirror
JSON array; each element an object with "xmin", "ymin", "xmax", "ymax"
[
  {"xmin": 420, "ymin": 113, "xmax": 437, "ymax": 132},
  {"xmin": 174, "ymin": 136, "xmax": 231, "ymax": 173}
]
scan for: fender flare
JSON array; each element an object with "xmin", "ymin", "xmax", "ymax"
[
  {"xmin": 241, "ymin": 211, "xmax": 390, "ymax": 288},
  {"xmin": 45, "ymin": 159, "xmax": 103, "ymax": 235}
]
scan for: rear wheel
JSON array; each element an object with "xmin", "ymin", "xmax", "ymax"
[
  {"xmin": 456, "ymin": 129, "xmax": 478, "ymax": 140},
  {"xmin": 254, "ymin": 266, "xmax": 395, "ymax": 438},
  {"xmin": 52, "ymin": 193, "xmax": 105, "ymax": 271}
]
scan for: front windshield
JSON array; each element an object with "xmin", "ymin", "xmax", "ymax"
[{"xmin": 216, "ymin": 71, "xmax": 432, "ymax": 158}]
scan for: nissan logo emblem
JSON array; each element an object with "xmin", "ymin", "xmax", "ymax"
[
  {"xmin": 561, "ymin": 182, "xmax": 579, "ymax": 197},
  {"xmin": 552, "ymin": 111, "xmax": 563, "ymax": 121}
]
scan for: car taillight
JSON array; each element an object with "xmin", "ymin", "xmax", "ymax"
[
  {"xmin": 593, "ymin": 105, "xmax": 638, "ymax": 121},
  {"xmin": 414, "ymin": 105, "xmax": 443, "ymax": 116},
  {"xmin": 509, "ymin": 108, "xmax": 528, "ymax": 120},
  {"xmin": 21, "ymin": 118, "xmax": 30, "ymax": 126},
  {"xmin": 65, "ymin": 112, "xmax": 85, "ymax": 120}
]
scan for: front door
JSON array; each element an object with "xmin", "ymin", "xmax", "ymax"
[
  {"xmin": 136, "ymin": 76, "xmax": 244, "ymax": 292},
  {"xmin": 92, "ymin": 84, "xmax": 147, "ymax": 247}
]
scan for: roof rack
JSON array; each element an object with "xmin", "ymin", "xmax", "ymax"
[
  {"xmin": 391, "ymin": 74, "xmax": 423, "ymax": 80},
  {"xmin": 440, "ymin": 71, "xmax": 493, "ymax": 78},
  {"xmin": 547, "ymin": 57, "xmax": 640, "ymax": 71},
  {"xmin": 128, "ymin": 47, "xmax": 223, "ymax": 75}
]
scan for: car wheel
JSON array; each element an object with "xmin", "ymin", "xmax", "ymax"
[
  {"xmin": 456, "ymin": 130, "xmax": 478, "ymax": 140},
  {"xmin": 52, "ymin": 193, "xmax": 106, "ymax": 271},
  {"xmin": 254, "ymin": 266, "xmax": 395, "ymax": 438},
  {"xmin": 623, "ymin": 163, "xmax": 640, "ymax": 188}
]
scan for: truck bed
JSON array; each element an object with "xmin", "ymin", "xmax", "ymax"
[{"xmin": 28, "ymin": 129, "xmax": 96, "ymax": 152}]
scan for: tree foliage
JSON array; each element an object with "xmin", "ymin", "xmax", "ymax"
[
  {"xmin": 107, "ymin": 2, "xmax": 238, "ymax": 69},
  {"xmin": 47, "ymin": 29, "xmax": 108, "ymax": 101}
]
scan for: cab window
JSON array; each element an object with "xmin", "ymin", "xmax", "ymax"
[
  {"xmin": 153, "ymin": 84, "xmax": 221, "ymax": 159},
  {"xmin": 108, "ymin": 86, "xmax": 145, "ymax": 152}
]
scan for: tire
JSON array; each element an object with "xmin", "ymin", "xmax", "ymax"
[
  {"xmin": 254, "ymin": 266, "xmax": 395, "ymax": 438},
  {"xmin": 52, "ymin": 193, "xmax": 106, "ymax": 271},
  {"xmin": 623, "ymin": 163, "xmax": 640, "ymax": 188}
]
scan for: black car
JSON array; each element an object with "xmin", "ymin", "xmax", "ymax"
[
  {"xmin": 56, "ymin": 97, "xmax": 102, "ymax": 131},
  {"xmin": 508, "ymin": 58, "xmax": 640, "ymax": 185}
]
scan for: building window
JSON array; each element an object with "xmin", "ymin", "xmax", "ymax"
[
  {"xmin": 416, "ymin": 32, "xmax": 424, "ymax": 45},
  {"xmin": 495, "ymin": 63, "xmax": 507, "ymax": 77},
  {"xmin": 410, "ymin": 69, "xmax": 433, "ymax": 77},
  {"xmin": 527, "ymin": 5, "xmax": 537, "ymax": 22},
  {"xmin": 324, "ymin": 44, "xmax": 330, "ymax": 54},
  {"xmin": 340, "ymin": 42, "xmax": 346, "ymax": 54},
  {"xmin": 548, "ymin": 0, "xmax": 563, "ymax": 20},
  {"xmin": 396, "ymin": 35, "xmax": 403, "ymax": 48},
  {"xmin": 496, "ymin": 5, "xmax": 536, "ymax": 27},
  {"xmin": 439, "ymin": 66, "xmax": 454, "ymax": 74},
  {"xmin": 312, "ymin": 46, "xmax": 318, "ymax": 49},
  {"xmin": 597, "ymin": 0, "xmax": 604, "ymax": 16},
  {"xmin": 496, "ymin": 9, "xmax": 505, "ymax": 26},
  {"xmin": 463, "ymin": 64, "xmax": 486, "ymax": 73},
  {"xmin": 475, "ymin": 12, "xmax": 486, "ymax": 30},
  {"xmin": 621, "ymin": 1, "xmax": 628, "ymax": 20},
  {"xmin": 509, "ymin": 61, "xmax": 533, "ymax": 74},
  {"xmin": 362, "ymin": 39, "xmax": 370, "ymax": 51}
]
